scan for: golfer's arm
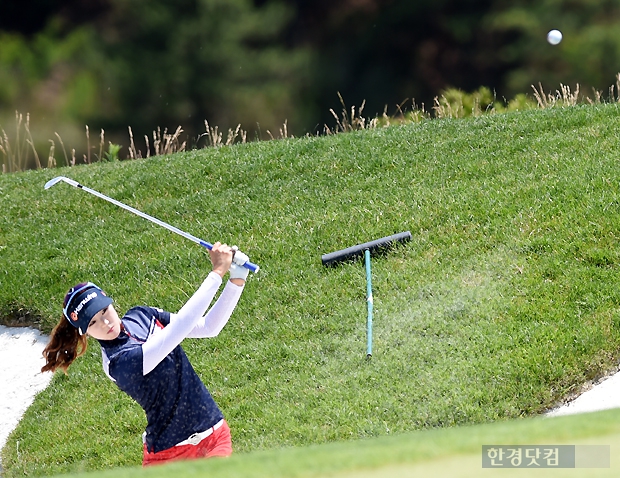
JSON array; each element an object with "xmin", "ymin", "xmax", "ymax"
[
  {"xmin": 183, "ymin": 280, "xmax": 244, "ymax": 338},
  {"xmin": 141, "ymin": 272, "xmax": 222, "ymax": 375}
]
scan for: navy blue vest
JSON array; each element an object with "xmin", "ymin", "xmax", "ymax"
[{"xmin": 99, "ymin": 306, "xmax": 224, "ymax": 453}]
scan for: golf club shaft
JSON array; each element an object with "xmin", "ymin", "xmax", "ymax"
[{"xmin": 48, "ymin": 177, "xmax": 259, "ymax": 272}]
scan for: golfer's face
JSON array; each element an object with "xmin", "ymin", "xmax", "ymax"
[{"xmin": 87, "ymin": 305, "xmax": 121, "ymax": 340}]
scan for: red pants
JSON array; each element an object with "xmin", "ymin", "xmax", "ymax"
[{"xmin": 142, "ymin": 420, "xmax": 232, "ymax": 466}]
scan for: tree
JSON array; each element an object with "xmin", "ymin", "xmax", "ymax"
[
  {"xmin": 289, "ymin": 0, "xmax": 620, "ymax": 123},
  {"xmin": 485, "ymin": 0, "xmax": 620, "ymax": 97},
  {"xmin": 0, "ymin": 0, "xmax": 316, "ymax": 158},
  {"xmin": 94, "ymin": 0, "xmax": 315, "ymax": 141},
  {"xmin": 3, "ymin": 0, "xmax": 620, "ymax": 162}
]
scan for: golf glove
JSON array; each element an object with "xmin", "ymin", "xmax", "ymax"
[
  {"xmin": 231, "ymin": 248, "xmax": 249, "ymax": 267},
  {"xmin": 229, "ymin": 262, "xmax": 249, "ymax": 280},
  {"xmin": 229, "ymin": 247, "xmax": 250, "ymax": 280}
]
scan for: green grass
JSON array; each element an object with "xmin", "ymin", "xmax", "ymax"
[
  {"xmin": 2, "ymin": 103, "xmax": 620, "ymax": 476},
  {"xmin": 50, "ymin": 409, "xmax": 620, "ymax": 477}
]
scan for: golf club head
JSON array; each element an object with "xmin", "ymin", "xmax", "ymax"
[
  {"xmin": 45, "ymin": 176, "xmax": 79, "ymax": 189},
  {"xmin": 44, "ymin": 177, "xmax": 66, "ymax": 189}
]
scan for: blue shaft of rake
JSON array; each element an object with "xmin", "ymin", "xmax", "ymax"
[{"xmin": 365, "ymin": 249, "xmax": 373, "ymax": 358}]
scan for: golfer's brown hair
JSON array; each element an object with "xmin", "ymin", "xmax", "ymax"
[
  {"xmin": 41, "ymin": 282, "xmax": 90, "ymax": 373},
  {"xmin": 41, "ymin": 316, "xmax": 88, "ymax": 373}
]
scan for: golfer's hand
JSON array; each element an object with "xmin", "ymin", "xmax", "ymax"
[{"xmin": 209, "ymin": 242, "xmax": 234, "ymax": 278}]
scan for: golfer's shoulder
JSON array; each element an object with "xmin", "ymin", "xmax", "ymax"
[{"xmin": 125, "ymin": 305, "xmax": 171, "ymax": 327}]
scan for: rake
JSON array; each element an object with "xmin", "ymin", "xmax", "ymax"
[{"xmin": 322, "ymin": 231, "xmax": 411, "ymax": 357}]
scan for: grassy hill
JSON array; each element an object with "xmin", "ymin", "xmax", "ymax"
[
  {"xmin": 43, "ymin": 408, "xmax": 620, "ymax": 478},
  {"xmin": 2, "ymin": 103, "xmax": 620, "ymax": 476}
]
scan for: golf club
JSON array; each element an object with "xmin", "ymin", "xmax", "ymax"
[{"xmin": 45, "ymin": 176, "xmax": 259, "ymax": 272}]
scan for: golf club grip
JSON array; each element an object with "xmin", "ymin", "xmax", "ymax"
[
  {"xmin": 240, "ymin": 260, "xmax": 260, "ymax": 273},
  {"xmin": 198, "ymin": 241, "xmax": 259, "ymax": 273}
]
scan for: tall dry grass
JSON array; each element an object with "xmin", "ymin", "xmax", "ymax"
[
  {"xmin": 4, "ymin": 74, "xmax": 620, "ymax": 173},
  {"xmin": 0, "ymin": 112, "xmax": 42, "ymax": 173}
]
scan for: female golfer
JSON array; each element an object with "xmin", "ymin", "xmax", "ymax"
[{"xmin": 41, "ymin": 242, "xmax": 248, "ymax": 466}]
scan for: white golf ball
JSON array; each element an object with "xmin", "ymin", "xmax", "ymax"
[{"xmin": 547, "ymin": 29, "xmax": 563, "ymax": 45}]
